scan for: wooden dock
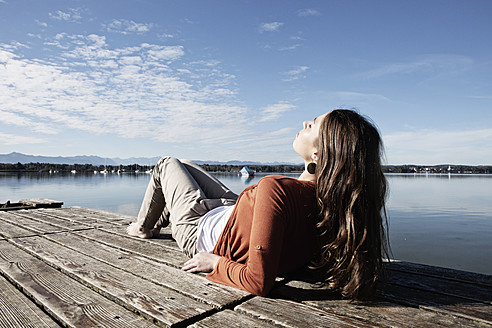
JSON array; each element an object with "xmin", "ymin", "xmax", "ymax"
[{"xmin": 0, "ymin": 200, "xmax": 490, "ymax": 327}]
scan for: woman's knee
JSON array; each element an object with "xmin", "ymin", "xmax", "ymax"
[
  {"xmin": 156, "ymin": 156, "xmax": 179, "ymax": 165},
  {"xmin": 154, "ymin": 156, "xmax": 181, "ymax": 173}
]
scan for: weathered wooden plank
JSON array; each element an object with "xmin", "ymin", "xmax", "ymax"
[
  {"xmin": 0, "ymin": 273, "xmax": 62, "ymax": 328},
  {"xmin": 11, "ymin": 235, "xmax": 215, "ymax": 327},
  {"xmin": 19, "ymin": 198, "xmax": 63, "ymax": 208},
  {"xmin": 0, "ymin": 211, "xmax": 65, "ymax": 236},
  {"xmin": 7, "ymin": 209, "xmax": 92, "ymax": 231},
  {"xmin": 0, "ymin": 240, "xmax": 159, "ymax": 328},
  {"xmin": 61, "ymin": 206, "xmax": 132, "ymax": 225},
  {"xmin": 45, "ymin": 231, "xmax": 249, "ymax": 309},
  {"xmin": 273, "ymin": 279, "xmax": 485, "ymax": 328},
  {"xmin": 39, "ymin": 207, "xmax": 128, "ymax": 229},
  {"xmin": 381, "ymin": 282, "xmax": 492, "ymax": 326},
  {"xmin": 386, "ymin": 268, "xmax": 492, "ymax": 304},
  {"xmin": 387, "ymin": 260, "xmax": 492, "ymax": 287},
  {"xmin": 41, "ymin": 207, "xmax": 172, "ymax": 238},
  {"xmin": 0, "ymin": 218, "xmax": 41, "ymax": 239},
  {"xmin": 189, "ymin": 309, "xmax": 277, "ymax": 328},
  {"xmin": 74, "ymin": 228, "xmax": 187, "ymax": 267},
  {"xmin": 0, "ymin": 201, "xmax": 35, "ymax": 211},
  {"xmin": 60, "ymin": 207, "xmax": 175, "ymax": 240},
  {"xmin": 99, "ymin": 225, "xmax": 178, "ymax": 247},
  {"xmin": 235, "ymin": 297, "xmax": 378, "ymax": 328}
]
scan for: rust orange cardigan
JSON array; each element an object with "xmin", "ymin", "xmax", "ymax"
[{"xmin": 207, "ymin": 175, "xmax": 317, "ymax": 296}]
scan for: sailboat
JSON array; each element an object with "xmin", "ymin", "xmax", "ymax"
[{"xmin": 100, "ymin": 158, "xmax": 108, "ymax": 174}]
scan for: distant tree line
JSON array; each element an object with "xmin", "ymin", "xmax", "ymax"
[
  {"xmin": 0, "ymin": 162, "xmax": 151, "ymax": 173},
  {"xmin": 1, "ymin": 162, "xmax": 491, "ymax": 174},
  {"xmin": 384, "ymin": 165, "xmax": 492, "ymax": 174},
  {"xmin": 200, "ymin": 164, "xmax": 305, "ymax": 173}
]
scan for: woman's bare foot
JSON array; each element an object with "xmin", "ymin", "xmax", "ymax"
[
  {"xmin": 126, "ymin": 222, "xmax": 153, "ymax": 239},
  {"xmin": 150, "ymin": 225, "xmax": 162, "ymax": 238}
]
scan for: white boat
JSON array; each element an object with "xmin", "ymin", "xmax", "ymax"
[{"xmin": 239, "ymin": 166, "xmax": 255, "ymax": 177}]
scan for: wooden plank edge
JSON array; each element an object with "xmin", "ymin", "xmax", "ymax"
[
  {"xmin": 19, "ymin": 199, "xmax": 63, "ymax": 208},
  {"xmin": 234, "ymin": 296, "xmax": 378, "ymax": 328},
  {"xmin": 419, "ymin": 304, "xmax": 492, "ymax": 327},
  {"xmin": 72, "ymin": 229, "xmax": 185, "ymax": 269},
  {"xmin": 0, "ymin": 213, "xmax": 67, "ymax": 238},
  {"xmin": 189, "ymin": 309, "xmax": 278, "ymax": 328},
  {"xmin": 381, "ymin": 283, "xmax": 492, "ymax": 327},
  {"xmin": 68, "ymin": 206, "xmax": 134, "ymax": 219},
  {"xmin": 0, "ymin": 268, "xmax": 65, "ymax": 328},
  {"xmin": 272, "ymin": 280, "xmax": 489, "ymax": 328},
  {"xmin": 12, "ymin": 209, "xmax": 102, "ymax": 232},
  {"xmin": 386, "ymin": 274, "xmax": 491, "ymax": 306},
  {"xmin": 62, "ymin": 206, "xmax": 133, "ymax": 225},
  {"xmin": 385, "ymin": 260, "xmax": 492, "ymax": 288},
  {"xmin": 98, "ymin": 226, "xmax": 182, "ymax": 254}
]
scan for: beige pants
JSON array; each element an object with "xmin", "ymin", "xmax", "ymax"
[{"xmin": 135, "ymin": 157, "xmax": 238, "ymax": 257}]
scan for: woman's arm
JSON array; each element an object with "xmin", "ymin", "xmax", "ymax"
[{"xmin": 206, "ymin": 178, "xmax": 288, "ymax": 296}]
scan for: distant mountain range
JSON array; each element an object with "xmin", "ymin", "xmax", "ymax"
[{"xmin": 0, "ymin": 152, "xmax": 298, "ymax": 166}]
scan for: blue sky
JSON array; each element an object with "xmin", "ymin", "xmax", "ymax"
[{"xmin": 1, "ymin": 0, "xmax": 491, "ymax": 165}]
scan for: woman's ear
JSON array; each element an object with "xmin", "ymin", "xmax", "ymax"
[{"xmin": 311, "ymin": 152, "xmax": 318, "ymax": 163}]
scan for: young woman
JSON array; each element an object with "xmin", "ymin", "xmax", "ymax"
[{"xmin": 127, "ymin": 109, "xmax": 388, "ymax": 300}]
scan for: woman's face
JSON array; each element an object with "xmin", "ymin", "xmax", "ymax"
[{"xmin": 293, "ymin": 112, "xmax": 328, "ymax": 162}]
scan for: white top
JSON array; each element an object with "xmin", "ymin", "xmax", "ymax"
[{"xmin": 196, "ymin": 205, "xmax": 235, "ymax": 253}]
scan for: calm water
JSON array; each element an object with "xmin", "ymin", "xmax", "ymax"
[{"xmin": 1, "ymin": 171, "xmax": 491, "ymax": 275}]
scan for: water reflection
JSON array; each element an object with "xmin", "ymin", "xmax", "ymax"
[{"xmin": 240, "ymin": 175, "xmax": 254, "ymax": 185}]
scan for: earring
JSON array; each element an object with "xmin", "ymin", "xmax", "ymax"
[{"xmin": 307, "ymin": 162, "xmax": 316, "ymax": 174}]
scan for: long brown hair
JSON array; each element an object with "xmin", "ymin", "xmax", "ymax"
[{"xmin": 311, "ymin": 109, "xmax": 389, "ymax": 300}]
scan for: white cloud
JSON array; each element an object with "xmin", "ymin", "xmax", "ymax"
[
  {"xmin": 104, "ymin": 19, "xmax": 153, "ymax": 34},
  {"xmin": 298, "ymin": 9, "xmax": 321, "ymax": 17},
  {"xmin": 331, "ymin": 91, "xmax": 390, "ymax": 102},
  {"xmin": 9, "ymin": 41, "xmax": 28, "ymax": 49},
  {"xmin": 146, "ymin": 44, "xmax": 184, "ymax": 61},
  {"xmin": 35, "ymin": 20, "xmax": 48, "ymax": 28},
  {"xmin": 159, "ymin": 33, "xmax": 175, "ymax": 39},
  {"xmin": 27, "ymin": 33, "xmax": 42, "ymax": 39},
  {"xmin": 359, "ymin": 54, "xmax": 473, "ymax": 79},
  {"xmin": 259, "ymin": 102, "xmax": 296, "ymax": 122},
  {"xmin": 383, "ymin": 128, "xmax": 492, "ymax": 165},
  {"xmin": 279, "ymin": 44, "xmax": 302, "ymax": 51},
  {"xmin": 0, "ymin": 109, "xmax": 58, "ymax": 134},
  {"xmin": 49, "ymin": 8, "xmax": 83, "ymax": 23},
  {"xmin": 0, "ymin": 132, "xmax": 46, "ymax": 145},
  {"xmin": 290, "ymin": 36, "xmax": 304, "ymax": 41},
  {"xmin": 259, "ymin": 22, "xmax": 284, "ymax": 33},
  {"xmin": 0, "ymin": 35, "xmax": 250, "ymax": 147},
  {"xmin": 282, "ymin": 66, "xmax": 309, "ymax": 81}
]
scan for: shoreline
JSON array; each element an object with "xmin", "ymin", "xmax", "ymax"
[{"xmin": 1, "ymin": 162, "xmax": 491, "ymax": 174}]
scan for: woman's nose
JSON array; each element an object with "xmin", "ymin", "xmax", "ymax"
[{"xmin": 302, "ymin": 121, "xmax": 307, "ymax": 128}]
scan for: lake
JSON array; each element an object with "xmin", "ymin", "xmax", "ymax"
[{"xmin": 1, "ymin": 171, "xmax": 491, "ymax": 275}]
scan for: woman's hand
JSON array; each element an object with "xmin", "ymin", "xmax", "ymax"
[{"xmin": 182, "ymin": 252, "xmax": 220, "ymax": 273}]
